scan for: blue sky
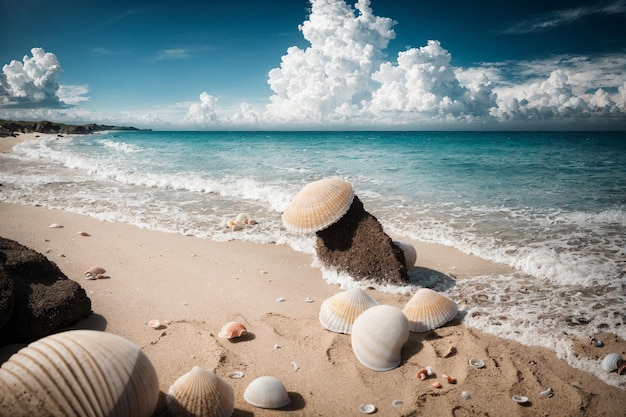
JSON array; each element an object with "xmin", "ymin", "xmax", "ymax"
[{"xmin": 1, "ymin": 0, "xmax": 625, "ymax": 130}]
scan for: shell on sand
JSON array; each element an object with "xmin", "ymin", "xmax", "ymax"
[
  {"xmin": 0, "ymin": 330, "xmax": 159, "ymax": 417},
  {"xmin": 393, "ymin": 240, "xmax": 417, "ymax": 270},
  {"xmin": 319, "ymin": 288, "xmax": 379, "ymax": 335},
  {"xmin": 243, "ymin": 376, "xmax": 290, "ymax": 409},
  {"xmin": 351, "ymin": 305, "xmax": 410, "ymax": 372},
  {"xmin": 85, "ymin": 266, "xmax": 106, "ymax": 276},
  {"xmin": 282, "ymin": 177, "xmax": 354, "ymax": 234},
  {"xmin": 402, "ymin": 288, "xmax": 458, "ymax": 332},
  {"xmin": 601, "ymin": 353, "xmax": 624, "ymax": 372},
  {"xmin": 167, "ymin": 366, "xmax": 234, "ymax": 417},
  {"xmin": 218, "ymin": 321, "xmax": 247, "ymax": 339}
]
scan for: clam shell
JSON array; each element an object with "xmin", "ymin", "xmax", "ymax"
[
  {"xmin": 512, "ymin": 395, "xmax": 529, "ymax": 403},
  {"xmin": 0, "ymin": 330, "xmax": 159, "ymax": 417},
  {"xmin": 85, "ymin": 265, "xmax": 106, "ymax": 276},
  {"xmin": 601, "ymin": 353, "xmax": 624, "ymax": 372},
  {"xmin": 282, "ymin": 177, "xmax": 354, "ymax": 233},
  {"xmin": 218, "ymin": 321, "xmax": 248, "ymax": 339},
  {"xmin": 243, "ymin": 376, "xmax": 290, "ymax": 409},
  {"xmin": 319, "ymin": 288, "xmax": 379, "ymax": 334},
  {"xmin": 167, "ymin": 366, "xmax": 234, "ymax": 417},
  {"xmin": 393, "ymin": 240, "xmax": 417, "ymax": 270},
  {"xmin": 402, "ymin": 288, "xmax": 458, "ymax": 332},
  {"xmin": 351, "ymin": 305, "xmax": 410, "ymax": 372},
  {"xmin": 359, "ymin": 404, "xmax": 376, "ymax": 414}
]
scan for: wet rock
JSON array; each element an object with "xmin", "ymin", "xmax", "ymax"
[
  {"xmin": 0, "ymin": 237, "xmax": 92, "ymax": 344},
  {"xmin": 316, "ymin": 196, "xmax": 409, "ymax": 285}
]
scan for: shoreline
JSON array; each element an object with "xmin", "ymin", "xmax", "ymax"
[
  {"xmin": 1, "ymin": 134, "xmax": 625, "ymax": 415},
  {"xmin": 1, "ymin": 202, "xmax": 625, "ymax": 416}
]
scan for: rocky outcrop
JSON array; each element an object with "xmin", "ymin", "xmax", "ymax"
[
  {"xmin": 0, "ymin": 237, "xmax": 92, "ymax": 344},
  {"xmin": 315, "ymin": 196, "xmax": 409, "ymax": 285},
  {"xmin": 0, "ymin": 119, "xmax": 148, "ymax": 136}
]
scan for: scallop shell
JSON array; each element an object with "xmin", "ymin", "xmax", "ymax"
[
  {"xmin": 359, "ymin": 404, "xmax": 376, "ymax": 414},
  {"xmin": 243, "ymin": 376, "xmax": 290, "ymax": 409},
  {"xmin": 0, "ymin": 330, "xmax": 159, "ymax": 417},
  {"xmin": 319, "ymin": 288, "xmax": 379, "ymax": 334},
  {"xmin": 351, "ymin": 304, "xmax": 410, "ymax": 372},
  {"xmin": 167, "ymin": 366, "xmax": 234, "ymax": 417},
  {"xmin": 469, "ymin": 358, "xmax": 485, "ymax": 369},
  {"xmin": 393, "ymin": 240, "xmax": 417, "ymax": 270},
  {"xmin": 402, "ymin": 288, "xmax": 458, "ymax": 332},
  {"xmin": 282, "ymin": 177, "xmax": 354, "ymax": 233},
  {"xmin": 601, "ymin": 353, "xmax": 624, "ymax": 372},
  {"xmin": 218, "ymin": 321, "xmax": 248, "ymax": 339}
]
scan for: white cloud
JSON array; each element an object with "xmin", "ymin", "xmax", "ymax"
[
  {"xmin": 0, "ymin": 47, "xmax": 89, "ymax": 109},
  {"xmin": 153, "ymin": 48, "xmax": 192, "ymax": 61}
]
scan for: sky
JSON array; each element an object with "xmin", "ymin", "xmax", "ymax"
[{"xmin": 1, "ymin": 0, "xmax": 625, "ymax": 130}]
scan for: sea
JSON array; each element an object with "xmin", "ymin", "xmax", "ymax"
[{"xmin": 1, "ymin": 130, "xmax": 625, "ymax": 387}]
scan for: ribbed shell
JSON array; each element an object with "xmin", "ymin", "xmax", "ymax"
[
  {"xmin": 282, "ymin": 178, "xmax": 354, "ymax": 233},
  {"xmin": 601, "ymin": 353, "xmax": 624, "ymax": 372},
  {"xmin": 402, "ymin": 288, "xmax": 458, "ymax": 332},
  {"xmin": 319, "ymin": 288, "xmax": 379, "ymax": 334},
  {"xmin": 351, "ymin": 305, "xmax": 410, "ymax": 372},
  {"xmin": 167, "ymin": 366, "xmax": 234, "ymax": 417},
  {"xmin": 218, "ymin": 322, "xmax": 247, "ymax": 339},
  {"xmin": 0, "ymin": 330, "xmax": 159, "ymax": 417},
  {"xmin": 393, "ymin": 240, "xmax": 417, "ymax": 270},
  {"xmin": 243, "ymin": 376, "xmax": 290, "ymax": 409}
]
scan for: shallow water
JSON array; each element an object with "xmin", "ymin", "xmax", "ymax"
[{"xmin": 1, "ymin": 130, "xmax": 625, "ymax": 387}]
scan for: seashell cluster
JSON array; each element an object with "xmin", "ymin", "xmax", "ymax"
[
  {"xmin": 223, "ymin": 213, "xmax": 258, "ymax": 231},
  {"xmin": 243, "ymin": 376, "xmax": 290, "ymax": 409},
  {"xmin": 167, "ymin": 366, "xmax": 234, "ymax": 417},
  {"xmin": 351, "ymin": 305, "xmax": 410, "ymax": 371},
  {"xmin": 601, "ymin": 353, "xmax": 624, "ymax": 372},
  {"xmin": 282, "ymin": 177, "xmax": 354, "ymax": 234},
  {"xmin": 319, "ymin": 288, "xmax": 378, "ymax": 334},
  {"xmin": 0, "ymin": 330, "xmax": 159, "ymax": 417},
  {"xmin": 393, "ymin": 240, "xmax": 417, "ymax": 270},
  {"xmin": 402, "ymin": 288, "xmax": 458, "ymax": 332},
  {"xmin": 218, "ymin": 321, "xmax": 248, "ymax": 339}
]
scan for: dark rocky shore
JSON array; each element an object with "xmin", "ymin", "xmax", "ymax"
[{"xmin": 0, "ymin": 119, "xmax": 147, "ymax": 137}]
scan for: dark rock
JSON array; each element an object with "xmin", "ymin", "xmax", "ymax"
[
  {"xmin": 0, "ymin": 268, "xmax": 14, "ymax": 331},
  {"xmin": 315, "ymin": 195, "xmax": 409, "ymax": 285},
  {"xmin": 0, "ymin": 237, "xmax": 91, "ymax": 344}
]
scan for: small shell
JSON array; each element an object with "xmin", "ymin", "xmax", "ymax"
[
  {"xmin": 167, "ymin": 366, "xmax": 234, "ymax": 417},
  {"xmin": 601, "ymin": 353, "xmax": 624, "ymax": 372},
  {"xmin": 351, "ymin": 305, "xmax": 409, "ymax": 372},
  {"xmin": 282, "ymin": 177, "xmax": 354, "ymax": 233},
  {"xmin": 591, "ymin": 337, "xmax": 604, "ymax": 347},
  {"xmin": 147, "ymin": 319, "xmax": 161, "ymax": 329},
  {"xmin": 359, "ymin": 404, "xmax": 376, "ymax": 414},
  {"xmin": 416, "ymin": 368, "xmax": 428, "ymax": 380},
  {"xmin": 235, "ymin": 213, "xmax": 248, "ymax": 223},
  {"xmin": 304, "ymin": 297, "xmax": 314, "ymax": 303},
  {"xmin": 469, "ymin": 358, "xmax": 485, "ymax": 369},
  {"xmin": 78, "ymin": 231, "xmax": 90, "ymax": 236},
  {"xmin": 391, "ymin": 399, "xmax": 404, "ymax": 407},
  {"xmin": 243, "ymin": 376, "xmax": 290, "ymax": 409},
  {"xmin": 618, "ymin": 362, "xmax": 626, "ymax": 375},
  {"xmin": 319, "ymin": 288, "xmax": 378, "ymax": 334},
  {"xmin": 402, "ymin": 288, "xmax": 458, "ymax": 332},
  {"xmin": 229, "ymin": 223, "xmax": 243, "ymax": 231},
  {"xmin": 226, "ymin": 219, "xmax": 236, "ymax": 228},
  {"xmin": 85, "ymin": 266, "xmax": 106, "ymax": 276},
  {"xmin": 393, "ymin": 240, "xmax": 417, "ymax": 270},
  {"xmin": 432, "ymin": 381, "xmax": 442, "ymax": 388},
  {"xmin": 442, "ymin": 374, "xmax": 457, "ymax": 384},
  {"xmin": 291, "ymin": 361, "xmax": 299, "ymax": 371},
  {"xmin": 49, "ymin": 223, "xmax": 63, "ymax": 228},
  {"xmin": 218, "ymin": 322, "xmax": 247, "ymax": 339},
  {"xmin": 540, "ymin": 388, "xmax": 553, "ymax": 398},
  {"xmin": 228, "ymin": 371, "xmax": 244, "ymax": 379},
  {"xmin": 248, "ymin": 219, "xmax": 258, "ymax": 225},
  {"xmin": 512, "ymin": 395, "xmax": 529, "ymax": 403},
  {"xmin": 461, "ymin": 391, "xmax": 472, "ymax": 400}
]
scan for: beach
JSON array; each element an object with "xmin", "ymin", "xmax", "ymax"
[{"xmin": 1, "ymin": 133, "xmax": 625, "ymax": 416}]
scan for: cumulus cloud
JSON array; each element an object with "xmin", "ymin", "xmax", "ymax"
[{"xmin": 0, "ymin": 48, "xmax": 89, "ymax": 109}]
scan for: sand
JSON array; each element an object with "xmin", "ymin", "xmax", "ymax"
[{"xmin": 1, "ymin": 133, "xmax": 625, "ymax": 416}]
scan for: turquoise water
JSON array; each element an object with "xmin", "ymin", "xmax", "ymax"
[{"xmin": 1, "ymin": 130, "xmax": 625, "ymax": 386}]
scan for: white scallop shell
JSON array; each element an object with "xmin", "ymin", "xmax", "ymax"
[
  {"xmin": 282, "ymin": 177, "xmax": 354, "ymax": 233},
  {"xmin": 0, "ymin": 330, "xmax": 159, "ymax": 417},
  {"xmin": 468, "ymin": 358, "xmax": 485, "ymax": 369},
  {"xmin": 393, "ymin": 240, "xmax": 417, "ymax": 270},
  {"xmin": 601, "ymin": 353, "xmax": 624, "ymax": 372},
  {"xmin": 402, "ymin": 288, "xmax": 458, "ymax": 332},
  {"xmin": 243, "ymin": 376, "xmax": 290, "ymax": 409},
  {"xmin": 319, "ymin": 288, "xmax": 379, "ymax": 334},
  {"xmin": 351, "ymin": 305, "xmax": 410, "ymax": 372},
  {"xmin": 167, "ymin": 366, "xmax": 234, "ymax": 417}
]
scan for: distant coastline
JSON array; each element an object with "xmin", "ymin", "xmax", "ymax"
[{"xmin": 0, "ymin": 119, "xmax": 149, "ymax": 137}]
